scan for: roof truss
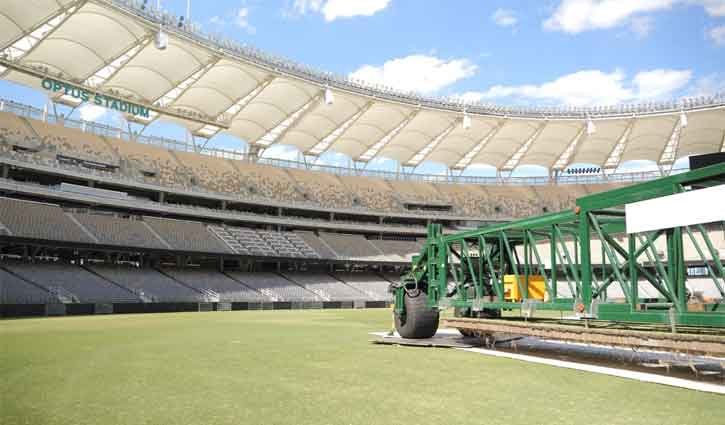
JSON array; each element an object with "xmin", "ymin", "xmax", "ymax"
[
  {"xmin": 307, "ymin": 101, "xmax": 374, "ymax": 156},
  {"xmin": 358, "ymin": 109, "xmax": 419, "ymax": 162}
]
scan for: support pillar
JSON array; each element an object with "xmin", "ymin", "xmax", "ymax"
[
  {"xmin": 1, "ymin": 164, "xmax": 9, "ymax": 179},
  {"xmin": 579, "ymin": 214, "xmax": 593, "ymax": 311},
  {"xmin": 159, "ymin": 192, "xmax": 165, "ymax": 204}
]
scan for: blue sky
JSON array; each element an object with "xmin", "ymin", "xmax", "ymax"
[{"xmin": 1, "ymin": 0, "xmax": 724, "ymax": 175}]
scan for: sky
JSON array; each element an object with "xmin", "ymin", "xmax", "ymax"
[{"xmin": 1, "ymin": 0, "xmax": 724, "ymax": 176}]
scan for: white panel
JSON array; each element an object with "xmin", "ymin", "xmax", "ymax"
[{"xmin": 625, "ymin": 185, "xmax": 725, "ymax": 234}]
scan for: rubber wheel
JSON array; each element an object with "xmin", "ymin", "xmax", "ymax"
[{"xmin": 394, "ymin": 291, "xmax": 439, "ymax": 339}]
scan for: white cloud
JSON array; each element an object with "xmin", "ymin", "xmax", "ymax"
[
  {"xmin": 708, "ymin": 25, "xmax": 725, "ymax": 45},
  {"xmin": 349, "ymin": 54, "xmax": 477, "ymax": 95},
  {"xmin": 457, "ymin": 68, "xmax": 692, "ymax": 106},
  {"xmin": 630, "ymin": 15, "xmax": 654, "ymax": 38},
  {"xmin": 209, "ymin": 15, "xmax": 224, "ymax": 26},
  {"xmin": 687, "ymin": 73, "xmax": 725, "ymax": 96},
  {"xmin": 287, "ymin": 0, "xmax": 390, "ymax": 21},
  {"xmin": 79, "ymin": 104, "xmax": 107, "ymax": 122},
  {"xmin": 543, "ymin": 0, "xmax": 725, "ymax": 34},
  {"xmin": 235, "ymin": 7, "xmax": 256, "ymax": 34},
  {"xmin": 492, "ymin": 9, "xmax": 518, "ymax": 27},
  {"xmin": 633, "ymin": 69, "xmax": 692, "ymax": 99}
]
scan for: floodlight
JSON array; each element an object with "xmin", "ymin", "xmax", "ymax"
[
  {"xmin": 462, "ymin": 112, "xmax": 471, "ymax": 130},
  {"xmin": 324, "ymin": 87, "xmax": 334, "ymax": 105},
  {"xmin": 586, "ymin": 116, "xmax": 596, "ymax": 135},
  {"xmin": 155, "ymin": 27, "xmax": 168, "ymax": 50}
]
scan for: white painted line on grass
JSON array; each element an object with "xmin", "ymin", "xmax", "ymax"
[{"xmin": 459, "ymin": 347, "xmax": 725, "ymax": 395}]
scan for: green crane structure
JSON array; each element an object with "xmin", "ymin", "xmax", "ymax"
[{"xmin": 393, "ymin": 163, "xmax": 725, "ymax": 338}]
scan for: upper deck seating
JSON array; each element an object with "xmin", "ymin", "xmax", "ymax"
[
  {"xmin": 287, "ymin": 168, "xmax": 353, "ymax": 209},
  {"xmin": 228, "ymin": 160, "xmax": 305, "ymax": 202},
  {"xmin": 340, "ymin": 175, "xmax": 398, "ymax": 211},
  {"xmin": 104, "ymin": 137, "xmax": 188, "ymax": 187},
  {"xmin": 436, "ymin": 183, "xmax": 490, "ymax": 216},
  {"xmin": 0, "ymin": 112, "xmax": 39, "ymax": 150},
  {"xmin": 28, "ymin": 118, "xmax": 118, "ymax": 166},
  {"xmin": 387, "ymin": 180, "xmax": 447, "ymax": 205},
  {"xmin": 174, "ymin": 151, "xmax": 245, "ymax": 194},
  {"xmin": 281, "ymin": 272, "xmax": 366, "ymax": 301},
  {"xmin": 480, "ymin": 185, "xmax": 540, "ymax": 219},
  {"xmin": 0, "ymin": 197, "xmax": 94, "ymax": 244}
]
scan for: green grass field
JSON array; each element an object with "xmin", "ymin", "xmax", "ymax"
[{"xmin": 1, "ymin": 309, "xmax": 722, "ymax": 425}]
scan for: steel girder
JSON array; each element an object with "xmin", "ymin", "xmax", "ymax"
[{"xmin": 397, "ymin": 163, "xmax": 725, "ymax": 327}]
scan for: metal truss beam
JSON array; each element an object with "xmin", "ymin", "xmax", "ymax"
[
  {"xmin": 358, "ymin": 109, "xmax": 419, "ymax": 162},
  {"xmin": 0, "ymin": 0, "xmax": 87, "ymax": 70},
  {"xmin": 501, "ymin": 122, "xmax": 546, "ymax": 171},
  {"xmin": 405, "ymin": 119, "xmax": 460, "ymax": 167},
  {"xmin": 307, "ymin": 101, "xmax": 374, "ymax": 156},
  {"xmin": 255, "ymin": 93, "xmax": 322, "ymax": 147},
  {"xmin": 453, "ymin": 119, "xmax": 505, "ymax": 170},
  {"xmin": 552, "ymin": 124, "xmax": 586, "ymax": 171},
  {"xmin": 603, "ymin": 118, "xmax": 635, "ymax": 170}
]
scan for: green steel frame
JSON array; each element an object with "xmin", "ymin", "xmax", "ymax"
[{"xmin": 395, "ymin": 163, "xmax": 725, "ymax": 328}]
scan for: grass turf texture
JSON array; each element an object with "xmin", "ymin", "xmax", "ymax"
[{"xmin": 1, "ymin": 309, "xmax": 722, "ymax": 425}]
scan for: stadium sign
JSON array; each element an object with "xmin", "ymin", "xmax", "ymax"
[{"xmin": 41, "ymin": 78, "xmax": 151, "ymax": 119}]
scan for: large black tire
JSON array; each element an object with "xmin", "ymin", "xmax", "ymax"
[{"xmin": 394, "ymin": 291, "xmax": 439, "ymax": 339}]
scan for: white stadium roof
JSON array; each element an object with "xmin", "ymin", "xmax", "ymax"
[{"xmin": 1, "ymin": 0, "xmax": 724, "ymax": 172}]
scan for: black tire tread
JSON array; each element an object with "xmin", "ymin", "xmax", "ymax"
[{"xmin": 394, "ymin": 291, "xmax": 439, "ymax": 338}]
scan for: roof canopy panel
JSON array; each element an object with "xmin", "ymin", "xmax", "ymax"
[{"xmin": 1, "ymin": 0, "xmax": 723, "ymax": 171}]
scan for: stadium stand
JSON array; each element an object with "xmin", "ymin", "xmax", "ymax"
[
  {"xmin": 228, "ymin": 159, "xmax": 305, "ymax": 202},
  {"xmin": 88, "ymin": 264, "xmax": 204, "ymax": 302},
  {"xmin": 0, "ymin": 112, "xmax": 41, "ymax": 150},
  {"xmin": 226, "ymin": 271, "xmax": 321, "ymax": 301},
  {"xmin": 387, "ymin": 179, "xmax": 448, "ymax": 205},
  {"xmin": 72, "ymin": 212, "xmax": 169, "ymax": 249},
  {"xmin": 319, "ymin": 232, "xmax": 386, "ymax": 260},
  {"xmin": 28, "ymin": 117, "xmax": 119, "ymax": 166},
  {"xmin": 339, "ymin": 175, "xmax": 399, "ymax": 211},
  {"xmin": 0, "ymin": 197, "xmax": 95, "ymax": 244},
  {"xmin": 104, "ymin": 136, "xmax": 188, "ymax": 188},
  {"xmin": 161, "ymin": 268, "xmax": 268, "ymax": 302},
  {"xmin": 436, "ymin": 183, "xmax": 491, "ymax": 216},
  {"xmin": 294, "ymin": 231, "xmax": 338, "ymax": 259},
  {"xmin": 174, "ymin": 151, "xmax": 245, "ymax": 194},
  {"xmin": 144, "ymin": 217, "xmax": 230, "ymax": 253},
  {"xmin": 4, "ymin": 262, "xmax": 138, "ymax": 303},
  {"xmin": 480, "ymin": 185, "xmax": 541, "ymax": 218},
  {"xmin": 282, "ymin": 272, "xmax": 367, "ymax": 301},
  {"xmin": 369, "ymin": 239, "xmax": 421, "ymax": 262},
  {"xmin": 332, "ymin": 272, "xmax": 392, "ymax": 301},
  {"xmin": 287, "ymin": 168, "xmax": 353, "ymax": 208},
  {"xmin": 0, "ymin": 266, "xmax": 58, "ymax": 304}
]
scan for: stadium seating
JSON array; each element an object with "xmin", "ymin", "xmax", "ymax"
[
  {"xmin": 282, "ymin": 272, "xmax": 367, "ymax": 301},
  {"xmin": 287, "ymin": 168, "xmax": 353, "ymax": 208},
  {"xmin": 72, "ymin": 213, "xmax": 168, "ymax": 249},
  {"xmin": 228, "ymin": 160, "xmax": 306, "ymax": 202},
  {"xmin": 319, "ymin": 232, "xmax": 386, "ymax": 260},
  {"xmin": 28, "ymin": 118, "xmax": 119, "ymax": 166},
  {"xmin": 0, "ymin": 197, "xmax": 95, "ymax": 244},
  {"xmin": 104, "ymin": 137, "xmax": 189, "ymax": 188},
  {"xmin": 436, "ymin": 183, "xmax": 490, "ymax": 216},
  {"xmin": 160, "ymin": 268, "xmax": 268, "ymax": 302},
  {"xmin": 4, "ymin": 262, "xmax": 138, "ymax": 303},
  {"xmin": 369, "ymin": 239, "xmax": 421, "ymax": 262},
  {"xmin": 0, "ymin": 267, "xmax": 58, "ymax": 304},
  {"xmin": 174, "ymin": 151, "xmax": 245, "ymax": 193},
  {"xmin": 0, "ymin": 112, "xmax": 41, "ymax": 150},
  {"xmin": 294, "ymin": 231, "xmax": 338, "ymax": 259},
  {"xmin": 332, "ymin": 272, "xmax": 392, "ymax": 301},
  {"xmin": 144, "ymin": 217, "xmax": 230, "ymax": 253},
  {"xmin": 89, "ymin": 264, "xmax": 204, "ymax": 302},
  {"xmin": 339, "ymin": 175, "xmax": 399, "ymax": 211},
  {"xmin": 386, "ymin": 179, "xmax": 448, "ymax": 205},
  {"xmin": 226, "ymin": 271, "xmax": 321, "ymax": 301}
]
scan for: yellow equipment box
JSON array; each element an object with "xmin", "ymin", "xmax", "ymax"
[{"xmin": 503, "ymin": 275, "xmax": 546, "ymax": 302}]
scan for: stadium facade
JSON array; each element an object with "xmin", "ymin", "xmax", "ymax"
[{"xmin": 0, "ymin": 0, "xmax": 723, "ymax": 317}]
